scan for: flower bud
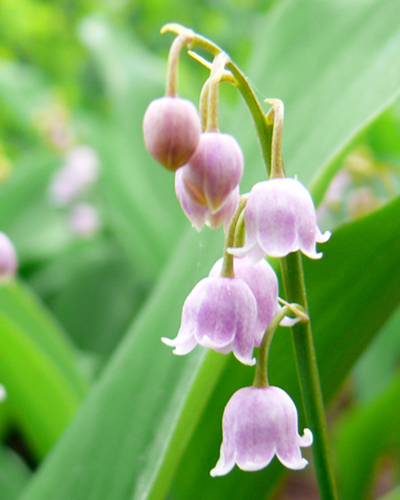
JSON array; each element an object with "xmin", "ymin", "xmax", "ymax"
[
  {"xmin": 0, "ymin": 232, "xmax": 17, "ymax": 282},
  {"xmin": 175, "ymin": 168, "xmax": 239, "ymax": 232},
  {"xmin": 143, "ymin": 97, "xmax": 201, "ymax": 172},
  {"xmin": 181, "ymin": 132, "xmax": 243, "ymax": 212}
]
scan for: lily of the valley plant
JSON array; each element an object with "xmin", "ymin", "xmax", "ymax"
[{"xmin": 143, "ymin": 24, "xmax": 337, "ymax": 500}]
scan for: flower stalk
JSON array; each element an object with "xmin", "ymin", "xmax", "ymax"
[
  {"xmin": 280, "ymin": 251, "xmax": 338, "ymax": 500},
  {"xmin": 220, "ymin": 195, "xmax": 247, "ymax": 278}
]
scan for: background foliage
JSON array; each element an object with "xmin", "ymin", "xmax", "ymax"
[{"xmin": 0, "ymin": 0, "xmax": 400, "ymax": 499}]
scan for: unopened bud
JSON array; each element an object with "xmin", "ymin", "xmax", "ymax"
[
  {"xmin": 143, "ymin": 97, "xmax": 201, "ymax": 172},
  {"xmin": 182, "ymin": 132, "xmax": 244, "ymax": 212}
]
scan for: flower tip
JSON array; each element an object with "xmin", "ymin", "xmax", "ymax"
[
  {"xmin": 318, "ymin": 229, "xmax": 331, "ymax": 243},
  {"xmin": 300, "ymin": 428, "xmax": 313, "ymax": 447},
  {"xmin": 161, "ymin": 336, "xmax": 175, "ymax": 347}
]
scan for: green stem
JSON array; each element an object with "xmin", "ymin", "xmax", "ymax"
[
  {"xmin": 220, "ymin": 195, "xmax": 247, "ymax": 278},
  {"xmin": 253, "ymin": 306, "xmax": 292, "ymax": 388},
  {"xmin": 162, "ymin": 24, "xmax": 273, "ymax": 174},
  {"xmin": 165, "ymin": 33, "xmax": 192, "ymax": 97},
  {"xmin": 280, "ymin": 252, "xmax": 338, "ymax": 500}
]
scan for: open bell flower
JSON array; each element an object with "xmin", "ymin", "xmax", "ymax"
[
  {"xmin": 209, "ymin": 257, "xmax": 296, "ymax": 346},
  {"xmin": 211, "ymin": 386, "xmax": 313, "ymax": 476},
  {"xmin": 229, "ymin": 178, "xmax": 331, "ymax": 263},
  {"xmin": 161, "ymin": 276, "xmax": 257, "ymax": 365},
  {"xmin": 175, "ymin": 168, "xmax": 239, "ymax": 232}
]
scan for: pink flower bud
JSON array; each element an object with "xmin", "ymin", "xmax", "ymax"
[
  {"xmin": 211, "ymin": 386, "xmax": 313, "ymax": 476},
  {"xmin": 209, "ymin": 257, "xmax": 295, "ymax": 346},
  {"xmin": 0, "ymin": 232, "xmax": 17, "ymax": 282},
  {"xmin": 230, "ymin": 178, "xmax": 331, "ymax": 263},
  {"xmin": 181, "ymin": 132, "xmax": 243, "ymax": 212},
  {"xmin": 175, "ymin": 168, "xmax": 239, "ymax": 232},
  {"xmin": 162, "ymin": 276, "xmax": 258, "ymax": 366},
  {"xmin": 143, "ymin": 97, "xmax": 201, "ymax": 172}
]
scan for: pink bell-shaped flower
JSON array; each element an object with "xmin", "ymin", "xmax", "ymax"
[
  {"xmin": 161, "ymin": 276, "xmax": 257, "ymax": 366},
  {"xmin": 0, "ymin": 232, "xmax": 17, "ymax": 282},
  {"xmin": 209, "ymin": 257, "xmax": 295, "ymax": 346},
  {"xmin": 230, "ymin": 178, "xmax": 331, "ymax": 263},
  {"xmin": 181, "ymin": 132, "xmax": 243, "ymax": 213},
  {"xmin": 210, "ymin": 386, "xmax": 313, "ymax": 476},
  {"xmin": 143, "ymin": 97, "xmax": 201, "ymax": 172},
  {"xmin": 175, "ymin": 168, "xmax": 239, "ymax": 232}
]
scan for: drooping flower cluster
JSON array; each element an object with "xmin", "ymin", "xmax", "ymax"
[{"xmin": 143, "ymin": 25, "xmax": 331, "ymax": 478}]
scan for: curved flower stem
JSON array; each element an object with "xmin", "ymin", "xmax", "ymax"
[
  {"xmin": 162, "ymin": 23, "xmax": 273, "ymax": 175},
  {"xmin": 280, "ymin": 252, "xmax": 338, "ymax": 500},
  {"xmin": 253, "ymin": 305, "xmax": 292, "ymax": 388},
  {"xmin": 220, "ymin": 195, "xmax": 248, "ymax": 278},
  {"xmin": 165, "ymin": 32, "xmax": 194, "ymax": 97}
]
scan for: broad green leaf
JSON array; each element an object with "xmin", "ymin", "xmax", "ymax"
[
  {"xmin": 18, "ymin": 228, "xmax": 223, "ymax": 500},
  {"xmin": 334, "ymin": 368, "xmax": 400, "ymax": 499},
  {"xmin": 353, "ymin": 306, "xmax": 400, "ymax": 402},
  {"xmin": 231, "ymin": 0, "xmax": 400, "ymax": 205},
  {"xmin": 0, "ymin": 444, "xmax": 31, "ymax": 500},
  {"xmin": 0, "ymin": 281, "xmax": 88, "ymax": 459},
  {"xmin": 171, "ymin": 194, "xmax": 400, "ymax": 500}
]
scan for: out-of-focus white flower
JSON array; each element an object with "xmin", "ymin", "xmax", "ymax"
[
  {"xmin": 0, "ymin": 384, "xmax": 6, "ymax": 402},
  {"xmin": 49, "ymin": 146, "xmax": 100, "ymax": 206},
  {"xmin": 69, "ymin": 203, "xmax": 100, "ymax": 237},
  {"xmin": 0, "ymin": 232, "xmax": 17, "ymax": 282}
]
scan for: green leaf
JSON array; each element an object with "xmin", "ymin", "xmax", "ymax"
[
  {"xmin": 0, "ymin": 281, "xmax": 88, "ymax": 459},
  {"xmin": 231, "ymin": 0, "xmax": 400, "ymax": 205},
  {"xmin": 0, "ymin": 444, "xmax": 31, "ymax": 500},
  {"xmin": 334, "ymin": 368, "xmax": 400, "ymax": 499},
  {"xmin": 18, "ymin": 228, "xmax": 224, "ymax": 500}
]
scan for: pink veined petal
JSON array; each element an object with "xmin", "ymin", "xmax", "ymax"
[
  {"xmin": 175, "ymin": 168, "xmax": 208, "ymax": 231},
  {"xmin": 233, "ymin": 388, "xmax": 277, "ymax": 471},
  {"xmin": 254, "ymin": 183, "xmax": 297, "ymax": 257}
]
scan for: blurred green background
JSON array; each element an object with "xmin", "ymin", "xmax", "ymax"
[{"xmin": 1, "ymin": 1, "xmax": 400, "ymax": 499}]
